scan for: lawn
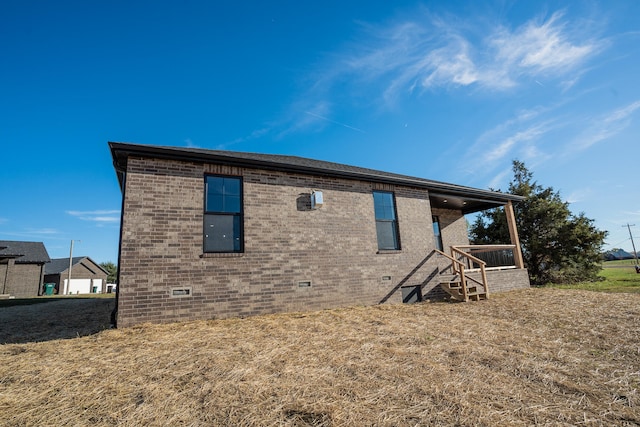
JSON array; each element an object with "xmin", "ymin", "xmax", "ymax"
[
  {"xmin": 1, "ymin": 288, "xmax": 639, "ymax": 426},
  {"xmin": 603, "ymin": 259, "xmax": 640, "ymax": 267},
  {"xmin": 548, "ymin": 262, "xmax": 640, "ymax": 293}
]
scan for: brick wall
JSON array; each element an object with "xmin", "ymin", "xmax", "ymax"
[
  {"xmin": 475, "ymin": 268, "xmax": 531, "ymax": 293},
  {"xmin": 117, "ymin": 156, "xmax": 527, "ymax": 327},
  {"xmin": 1, "ymin": 260, "xmax": 44, "ymax": 298}
]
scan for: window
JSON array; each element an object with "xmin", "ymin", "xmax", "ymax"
[
  {"xmin": 373, "ymin": 191, "xmax": 400, "ymax": 250},
  {"xmin": 432, "ymin": 215, "xmax": 444, "ymax": 251},
  {"xmin": 204, "ymin": 175, "xmax": 243, "ymax": 253}
]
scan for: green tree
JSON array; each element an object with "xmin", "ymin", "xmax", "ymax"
[
  {"xmin": 100, "ymin": 261, "xmax": 118, "ymax": 283},
  {"xmin": 469, "ymin": 160, "xmax": 607, "ymax": 286}
]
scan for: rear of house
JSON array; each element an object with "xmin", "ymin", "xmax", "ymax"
[
  {"xmin": 111, "ymin": 142, "xmax": 530, "ymax": 327},
  {"xmin": 0, "ymin": 241, "xmax": 50, "ymax": 298},
  {"xmin": 44, "ymin": 257, "xmax": 108, "ymax": 295}
]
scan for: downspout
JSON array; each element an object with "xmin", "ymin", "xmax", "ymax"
[
  {"xmin": 38, "ymin": 263, "xmax": 45, "ymax": 296},
  {"xmin": 112, "ymin": 163, "xmax": 127, "ymax": 328},
  {"xmin": 2, "ymin": 259, "xmax": 11, "ymax": 294}
]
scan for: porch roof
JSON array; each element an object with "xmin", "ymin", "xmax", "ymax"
[{"xmin": 110, "ymin": 142, "xmax": 523, "ymax": 214}]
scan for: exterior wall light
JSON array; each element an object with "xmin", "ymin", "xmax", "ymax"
[{"xmin": 311, "ymin": 191, "xmax": 324, "ymax": 209}]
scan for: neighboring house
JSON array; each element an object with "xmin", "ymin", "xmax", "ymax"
[
  {"xmin": 44, "ymin": 257, "xmax": 109, "ymax": 295},
  {"xmin": 602, "ymin": 248, "xmax": 635, "ymax": 261},
  {"xmin": 110, "ymin": 142, "xmax": 530, "ymax": 328},
  {"xmin": 0, "ymin": 241, "xmax": 50, "ymax": 298}
]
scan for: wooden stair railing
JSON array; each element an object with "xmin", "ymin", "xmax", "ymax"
[{"xmin": 435, "ymin": 248, "xmax": 489, "ymax": 302}]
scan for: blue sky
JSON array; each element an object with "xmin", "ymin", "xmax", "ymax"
[{"xmin": 1, "ymin": 1, "xmax": 639, "ymax": 263}]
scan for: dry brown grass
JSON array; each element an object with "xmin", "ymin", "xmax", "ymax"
[{"xmin": 1, "ymin": 288, "xmax": 639, "ymax": 426}]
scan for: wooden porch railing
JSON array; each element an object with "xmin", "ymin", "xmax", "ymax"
[
  {"xmin": 435, "ymin": 248, "xmax": 489, "ymax": 301},
  {"xmin": 453, "ymin": 244, "xmax": 521, "ymax": 270}
]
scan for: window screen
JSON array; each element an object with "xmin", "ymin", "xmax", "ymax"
[
  {"xmin": 204, "ymin": 175, "xmax": 243, "ymax": 253},
  {"xmin": 373, "ymin": 191, "xmax": 400, "ymax": 250}
]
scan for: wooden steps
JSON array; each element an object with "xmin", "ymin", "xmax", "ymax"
[{"xmin": 439, "ymin": 274, "xmax": 487, "ymax": 302}]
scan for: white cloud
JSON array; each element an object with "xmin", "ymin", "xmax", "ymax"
[
  {"xmin": 304, "ymin": 111, "xmax": 365, "ymax": 133},
  {"xmin": 607, "ymin": 100, "xmax": 640, "ymax": 121},
  {"xmin": 28, "ymin": 228, "xmax": 60, "ymax": 235},
  {"xmin": 67, "ymin": 210, "xmax": 120, "ymax": 223},
  {"xmin": 466, "ymin": 110, "xmax": 552, "ymax": 171},
  {"xmin": 1, "ymin": 228, "xmax": 62, "ymax": 239},
  {"xmin": 184, "ymin": 138, "xmax": 199, "ymax": 148},
  {"xmin": 491, "ymin": 12, "xmax": 595, "ymax": 75},
  {"xmin": 227, "ymin": 7, "xmax": 606, "ymax": 142},
  {"xmin": 330, "ymin": 8, "xmax": 603, "ymax": 100},
  {"xmin": 487, "ymin": 168, "xmax": 512, "ymax": 191},
  {"xmin": 566, "ymin": 188, "xmax": 592, "ymax": 204},
  {"xmin": 275, "ymin": 101, "xmax": 336, "ymax": 139},
  {"xmin": 419, "ymin": 37, "xmax": 480, "ymax": 88},
  {"xmin": 572, "ymin": 100, "xmax": 640, "ymax": 150},
  {"xmin": 483, "ymin": 125, "xmax": 547, "ymax": 163},
  {"xmin": 218, "ymin": 127, "xmax": 271, "ymax": 150},
  {"xmin": 621, "ymin": 210, "xmax": 640, "ymax": 219}
]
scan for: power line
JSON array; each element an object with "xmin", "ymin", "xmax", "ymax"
[{"xmin": 623, "ymin": 224, "xmax": 639, "ymax": 265}]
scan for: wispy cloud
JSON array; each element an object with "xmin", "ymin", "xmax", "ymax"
[
  {"xmin": 332, "ymin": 9, "xmax": 603, "ymax": 100},
  {"xmin": 566, "ymin": 188, "xmax": 593, "ymax": 204},
  {"xmin": 223, "ymin": 7, "xmax": 606, "ymax": 144},
  {"xmin": 0, "ymin": 218, "xmax": 8, "ymax": 225},
  {"xmin": 490, "ymin": 12, "xmax": 597, "ymax": 77},
  {"xmin": 283, "ymin": 101, "xmax": 332, "ymax": 136},
  {"xmin": 217, "ymin": 127, "xmax": 272, "ymax": 150},
  {"xmin": 487, "ymin": 167, "xmax": 512, "ymax": 191},
  {"xmin": 67, "ymin": 210, "xmax": 120, "ymax": 223},
  {"xmin": 621, "ymin": 210, "xmax": 640, "ymax": 218},
  {"xmin": 462, "ymin": 106, "xmax": 555, "ymax": 175},
  {"xmin": 275, "ymin": 101, "xmax": 365, "ymax": 139},
  {"xmin": 483, "ymin": 124, "xmax": 548, "ymax": 163},
  {"xmin": 30, "ymin": 228, "xmax": 59, "ymax": 235},
  {"xmin": 570, "ymin": 100, "xmax": 640, "ymax": 151},
  {"xmin": 304, "ymin": 111, "xmax": 365, "ymax": 133},
  {"xmin": 1, "ymin": 228, "xmax": 63, "ymax": 239},
  {"xmin": 184, "ymin": 138, "xmax": 200, "ymax": 148},
  {"xmin": 465, "ymin": 121, "xmax": 552, "ymax": 190}
]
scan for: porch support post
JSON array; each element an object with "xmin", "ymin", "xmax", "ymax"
[{"xmin": 505, "ymin": 201, "xmax": 524, "ymax": 269}]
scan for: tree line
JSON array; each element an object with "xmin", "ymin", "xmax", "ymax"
[{"xmin": 469, "ymin": 160, "xmax": 607, "ymax": 286}]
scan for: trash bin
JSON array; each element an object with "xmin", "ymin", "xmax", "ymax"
[{"xmin": 44, "ymin": 283, "xmax": 55, "ymax": 296}]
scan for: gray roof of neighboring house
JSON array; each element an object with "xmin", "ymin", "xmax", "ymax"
[
  {"xmin": 0, "ymin": 241, "xmax": 50, "ymax": 264},
  {"xmin": 109, "ymin": 142, "xmax": 524, "ymax": 214},
  {"xmin": 44, "ymin": 256, "xmax": 109, "ymax": 275}
]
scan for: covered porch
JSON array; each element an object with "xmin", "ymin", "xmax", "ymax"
[{"xmin": 429, "ymin": 191, "xmax": 530, "ymax": 301}]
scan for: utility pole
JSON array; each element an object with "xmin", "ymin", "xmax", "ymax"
[
  {"xmin": 624, "ymin": 224, "xmax": 638, "ymax": 266},
  {"xmin": 66, "ymin": 240, "xmax": 80, "ymax": 295}
]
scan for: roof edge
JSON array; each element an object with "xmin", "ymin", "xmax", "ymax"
[{"xmin": 109, "ymin": 142, "xmax": 524, "ymax": 205}]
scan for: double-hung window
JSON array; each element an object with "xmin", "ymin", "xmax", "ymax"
[
  {"xmin": 373, "ymin": 191, "xmax": 400, "ymax": 250},
  {"xmin": 432, "ymin": 215, "xmax": 444, "ymax": 251},
  {"xmin": 204, "ymin": 175, "xmax": 243, "ymax": 253}
]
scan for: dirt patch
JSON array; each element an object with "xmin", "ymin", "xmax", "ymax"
[
  {"xmin": 1, "ymin": 289, "xmax": 639, "ymax": 426},
  {"xmin": 0, "ymin": 298, "xmax": 115, "ymax": 344}
]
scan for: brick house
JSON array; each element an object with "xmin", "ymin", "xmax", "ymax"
[
  {"xmin": 110, "ymin": 142, "xmax": 530, "ymax": 327},
  {"xmin": 0, "ymin": 241, "xmax": 51, "ymax": 298},
  {"xmin": 44, "ymin": 256, "xmax": 108, "ymax": 295}
]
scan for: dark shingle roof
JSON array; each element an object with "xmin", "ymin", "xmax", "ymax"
[
  {"xmin": 109, "ymin": 142, "xmax": 524, "ymax": 214},
  {"xmin": 44, "ymin": 257, "xmax": 83, "ymax": 275},
  {"xmin": 45, "ymin": 257, "xmax": 109, "ymax": 275},
  {"xmin": 0, "ymin": 241, "xmax": 50, "ymax": 264}
]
